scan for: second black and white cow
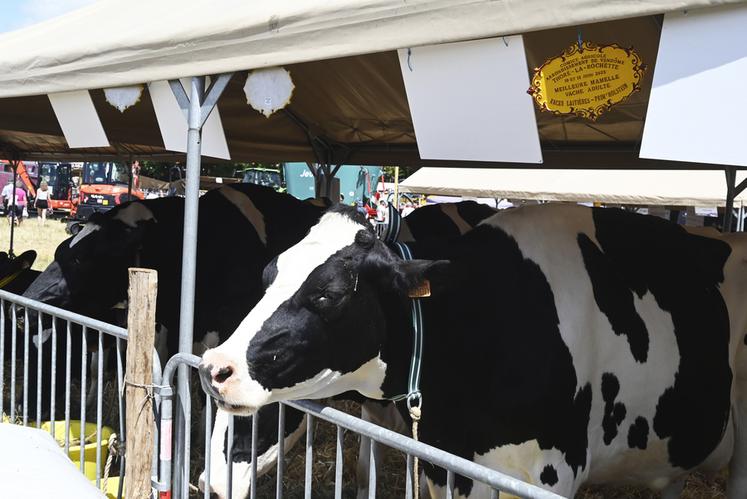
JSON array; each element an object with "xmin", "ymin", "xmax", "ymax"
[
  {"xmin": 20, "ymin": 183, "xmax": 325, "ymax": 422},
  {"xmin": 201, "ymin": 204, "xmax": 747, "ymax": 498},
  {"xmin": 24, "ymin": 183, "xmax": 325, "ymax": 348}
]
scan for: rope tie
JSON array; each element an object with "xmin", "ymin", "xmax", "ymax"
[
  {"xmin": 122, "ymin": 377, "xmax": 165, "ymax": 421},
  {"xmin": 101, "ymin": 433, "xmax": 119, "ymax": 493},
  {"xmin": 410, "ymin": 405, "xmax": 422, "ymax": 498}
]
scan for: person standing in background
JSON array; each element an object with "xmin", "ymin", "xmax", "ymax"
[
  {"xmin": 35, "ymin": 181, "xmax": 50, "ymax": 225},
  {"xmin": 14, "ymin": 185, "xmax": 26, "ymax": 226},
  {"xmin": 1, "ymin": 180, "xmax": 13, "ymax": 216}
]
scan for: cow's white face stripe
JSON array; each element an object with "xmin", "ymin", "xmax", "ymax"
[
  {"xmin": 217, "ymin": 212, "xmax": 364, "ymax": 355},
  {"xmin": 69, "ymin": 223, "xmax": 101, "ymax": 248},
  {"xmin": 218, "ymin": 187, "xmax": 267, "ymax": 245},
  {"xmin": 204, "ymin": 212, "xmax": 368, "ymax": 411},
  {"xmin": 112, "ymin": 202, "xmax": 155, "ymax": 228}
]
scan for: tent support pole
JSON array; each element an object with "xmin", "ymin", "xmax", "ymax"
[
  {"xmin": 723, "ymin": 167, "xmax": 737, "ymax": 233},
  {"xmin": 731, "ymin": 175, "xmax": 747, "ymax": 232},
  {"xmin": 170, "ymin": 73, "xmax": 233, "ymax": 499},
  {"xmin": 284, "ymin": 109, "xmax": 350, "ymax": 198},
  {"xmin": 7, "ymin": 157, "xmax": 18, "ymax": 257}
]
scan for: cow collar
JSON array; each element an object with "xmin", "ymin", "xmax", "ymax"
[
  {"xmin": 381, "ymin": 202, "xmax": 402, "ymax": 244},
  {"xmin": 387, "ymin": 241, "xmax": 424, "ymax": 413}
]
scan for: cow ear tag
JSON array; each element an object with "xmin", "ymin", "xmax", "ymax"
[{"xmin": 409, "ymin": 280, "xmax": 431, "ymax": 298}]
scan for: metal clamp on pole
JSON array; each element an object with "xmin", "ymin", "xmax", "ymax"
[{"xmin": 155, "ymin": 353, "xmax": 202, "ymax": 499}]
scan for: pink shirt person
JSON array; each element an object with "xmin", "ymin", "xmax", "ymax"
[{"xmin": 15, "ymin": 187, "xmax": 26, "ymax": 207}]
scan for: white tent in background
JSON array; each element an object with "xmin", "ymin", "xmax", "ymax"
[{"xmin": 399, "ymin": 168, "xmax": 747, "ymax": 207}]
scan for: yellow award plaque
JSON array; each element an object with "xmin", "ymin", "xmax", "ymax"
[{"xmin": 528, "ymin": 42, "xmax": 645, "ymax": 121}]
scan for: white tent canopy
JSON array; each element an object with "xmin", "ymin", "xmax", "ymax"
[
  {"xmin": 399, "ymin": 167, "xmax": 747, "ymax": 207},
  {"xmin": 0, "ymin": 0, "xmax": 743, "ymax": 98},
  {"xmin": 1, "ymin": 1, "xmax": 746, "ymax": 166}
]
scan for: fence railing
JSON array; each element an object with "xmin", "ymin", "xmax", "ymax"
[
  {"xmin": 0, "ymin": 288, "xmax": 128, "ymax": 498},
  {"xmin": 156, "ymin": 353, "xmax": 563, "ymax": 499},
  {"xmin": 1, "ymin": 286, "xmax": 565, "ymax": 499}
]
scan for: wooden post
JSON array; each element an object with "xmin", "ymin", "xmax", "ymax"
[{"xmin": 125, "ymin": 268, "xmax": 158, "ymax": 499}]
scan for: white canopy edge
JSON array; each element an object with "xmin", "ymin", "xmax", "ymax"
[
  {"xmin": 0, "ymin": 0, "xmax": 745, "ymax": 98},
  {"xmin": 399, "ymin": 167, "xmax": 747, "ymax": 207}
]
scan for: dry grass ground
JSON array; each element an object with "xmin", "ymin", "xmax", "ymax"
[{"xmin": 0, "ymin": 214, "xmax": 69, "ymax": 270}]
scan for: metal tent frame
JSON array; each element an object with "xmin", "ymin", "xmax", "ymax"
[{"xmin": 166, "ymin": 73, "xmax": 233, "ymax": 497}]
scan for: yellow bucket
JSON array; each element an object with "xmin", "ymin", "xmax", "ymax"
[
  {"xmin": 41, "ymin": 420, "xmax": 114, "ymax": 481},
  {"xmin": 97, "ymin": 475, "xmax": 124, "ymax": 499}
]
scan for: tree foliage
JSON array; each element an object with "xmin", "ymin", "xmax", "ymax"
[{"xmin": 140, "ymin": 161, "xmax": 282, "ymax": 181}]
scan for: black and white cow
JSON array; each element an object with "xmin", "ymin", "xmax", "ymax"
[
  {"xmin": 20, "ymin": 183, "xmax": 325, "ymax": 421},
  {"xmin": 200, "ymin": 200, "xmax": 498, "ymax": 499},
  {"xmin": 395, "ymin": 200, "xmax": 497, "ymax": 243},
  {"xmin": 200, "ymin": 204, "xmax": 747, "ymax": 498},
  {"xmin": 24, "ymin": 183, "xmax": 325, "ymax": 348}
]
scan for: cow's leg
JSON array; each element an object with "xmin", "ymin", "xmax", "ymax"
[
  {"xmin": 357, "ymin": 401, "xmax": 412, "ymax": 499},
  {"xmin": 86, "ymin": 348, "xmax": 107, "ymax": 414},
  {"xmin": 355, "ymin": 434, "xmax": 374, "ymax": 499}
]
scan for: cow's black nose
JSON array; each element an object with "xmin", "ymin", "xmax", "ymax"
[
  {"xmin": 198, "ymin": 363, "xmax": 222, "ymax": 402},
  {"xmin": 198, "ymin": 351, "xmax": 238, "ymax": 401},
  {"xmin": 214, "ymin": 366, "xmax": 233, "ymax": 384}
]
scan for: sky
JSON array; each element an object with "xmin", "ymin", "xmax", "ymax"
[{"xmin": 0, "ymin": 0, "xmax": 98, "ymax": 33}]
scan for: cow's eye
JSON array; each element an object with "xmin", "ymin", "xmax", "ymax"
[{"xmin": 313, "ymin": 290, "xmax": 341, "ymax": 308}]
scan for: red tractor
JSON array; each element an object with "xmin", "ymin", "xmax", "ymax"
[
  {"xmin": 37, "ymin": 162, "xmax": 75, "ymax": 213},
  {"xmin": 69, "ymin": 162, "xmax": 144, "ymax": 228}
]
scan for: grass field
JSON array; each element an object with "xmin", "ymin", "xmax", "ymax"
[{"xmin": 0, "ymin": 215, "xmax": 69, "ymax": 271}]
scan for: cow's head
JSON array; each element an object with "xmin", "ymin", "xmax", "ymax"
[
  {"xmin": 200, "ymin": 205, "xmax": 447, "ymax": 415},
  {"xmin": 23, "ymin": 201, "xmax": 156, "ymax": 322}
]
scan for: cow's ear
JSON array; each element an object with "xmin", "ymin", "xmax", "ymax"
[
  {"xmin": 360, "ymin": 241, "xmax": 451, "ymax": 297},
  {"xmin": 396, "ymin": 259, "xmax": 451, "ymax": 298}
]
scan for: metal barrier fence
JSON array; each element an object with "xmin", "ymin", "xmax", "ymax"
[
  {"xmin": 156, "ymin": 353, "xmax": 564, "ymax": 499},
  {"xmin": 0, "ymin": 289, "xmax": 128, "ymax": 498}
]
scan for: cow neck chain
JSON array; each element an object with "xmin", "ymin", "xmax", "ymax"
[{"xmin": 387, "ymin": 241, "xmax": 425, "ymax": 496}]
